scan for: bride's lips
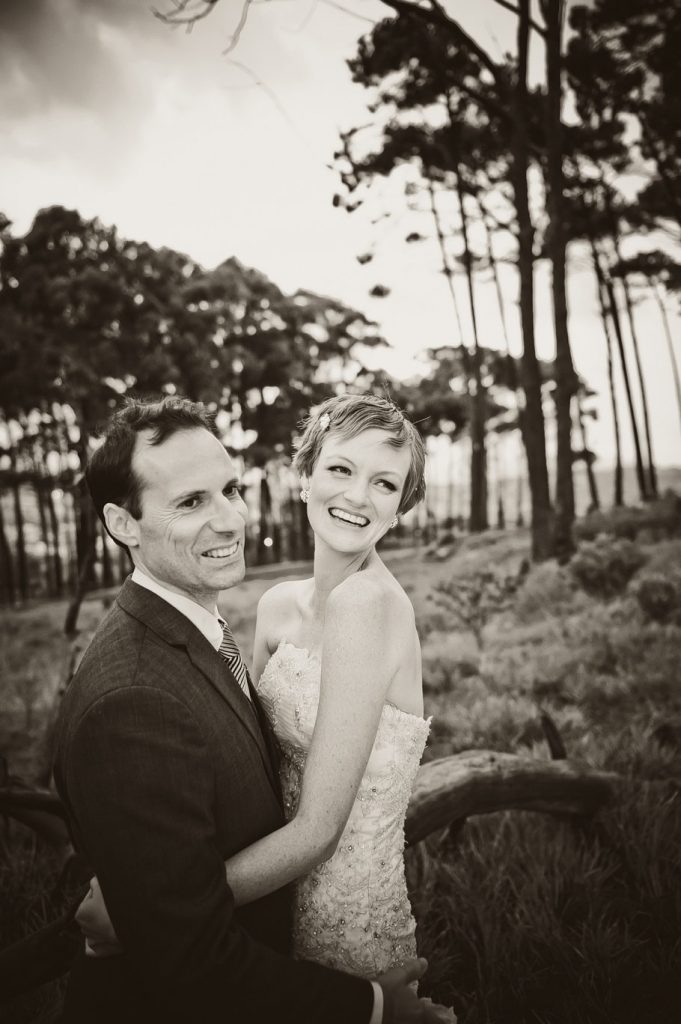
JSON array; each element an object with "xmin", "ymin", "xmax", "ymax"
[
  {"xmin": 201, "ymin": 540, "xmax": 240, "ymax": 559},
  {"xmin": 327, "ymin": 507, "xmax": 370, "ymax": 528}
]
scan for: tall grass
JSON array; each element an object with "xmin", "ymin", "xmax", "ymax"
[
  {"xmin": 409, "ymin": 784, "xmax": 681, "ymax": 1023},
  {"xmin": 0, "ymin": 828, "xmax": 70, "ymax": 1023}
]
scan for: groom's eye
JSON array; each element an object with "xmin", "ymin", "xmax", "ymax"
[
  {"xmin": 223, "ymin": 484, "xmax": 245, "ymax": 499},
  {"xmin": 178, "ymin": 495, "xmax": 201, "ymax": 509}
]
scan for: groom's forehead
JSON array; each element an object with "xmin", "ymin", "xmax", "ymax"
[{"xmin": 133, "ymin": 428, "xmax": 233, "ymax": 494}]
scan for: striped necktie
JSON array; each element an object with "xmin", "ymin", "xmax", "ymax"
[{"xmin": 218, "ymin": 620, "xmax": 251, "ymax": 701}]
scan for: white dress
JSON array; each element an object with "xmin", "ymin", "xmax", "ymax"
[{"xmin": 257, "ymin": 640, "xmax": 431, "ymax": 977}]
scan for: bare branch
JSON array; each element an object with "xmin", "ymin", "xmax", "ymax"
[
  {"xmin": 321, "ymin": 0, "xmax": 377, "ymax": 24},
  {"xmin": 221, "ymin": 0, "xmax": 253, "ymax": 55},
  {"xmin": 153, "ymin": 0, "xmax": 221, "ymax": 29}
]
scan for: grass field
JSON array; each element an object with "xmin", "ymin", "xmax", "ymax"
[{"xmin": 1, "ymin": 528, "xmax": 680, "ymax": 1023}]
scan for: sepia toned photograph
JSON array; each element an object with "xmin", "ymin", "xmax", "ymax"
[{"xmin": 1, "ymin": 2, "xmax": 680, "ymax": 1022}]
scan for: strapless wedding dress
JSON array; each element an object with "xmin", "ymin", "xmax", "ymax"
[{"xmin": 257, "ymin": 640, "xmax": 431, "ymax": 977}]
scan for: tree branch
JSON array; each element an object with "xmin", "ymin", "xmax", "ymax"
[
  {"xmin": 377, "ymin": 0, "xmax": 508, "ymax": 94},
  {"xmin": 320, "ymin": 0, "xmax": 377, "ymax": 24},
  {"xmin": 153, "ymin": 0, "xmax": 221, "ymax": 29},
  {"xmin": 491, "ymin": 0, "xmax": 547, "ymax": 37}
]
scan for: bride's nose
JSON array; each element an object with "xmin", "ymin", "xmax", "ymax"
[{"xmin": 342, "ymin": 476, "xmax": 369, "ymax": 506}]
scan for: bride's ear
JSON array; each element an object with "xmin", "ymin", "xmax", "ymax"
[{"xmin": 103, "ymin": 502, "xmax": 140, "ymax": 549}]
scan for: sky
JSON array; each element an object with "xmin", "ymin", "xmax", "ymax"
[{"xmin": 2, "ymin": 0, "xmax": 680, "ymax": 481}]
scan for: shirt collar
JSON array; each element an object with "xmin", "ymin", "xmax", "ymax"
[{"xmin": 131, "ymin": 567, "xmax": 223, "ymax": 651}]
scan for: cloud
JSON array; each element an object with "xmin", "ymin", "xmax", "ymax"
[{"xmin": 0, "ymin": 0, "xmax": 172, "ymax": 124}]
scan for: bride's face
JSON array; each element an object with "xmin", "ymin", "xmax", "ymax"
[{"xmin": 305, "ymin": 428, "xmax": 411, "ymax": 555}]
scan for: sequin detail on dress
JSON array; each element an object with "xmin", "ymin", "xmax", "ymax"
[{"xmin": 257, "ymin": 641, "xmax": 431, "ymax": 978}]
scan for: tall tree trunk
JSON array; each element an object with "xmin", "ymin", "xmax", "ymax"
[
  {"xmin": 652, "ymin": 280, "xmax": 681, "ymax": 441},
  {"xmin": 476, "ymin": 194, "xmax": 511, "ymax": 352},
  {"xmin": 0, "ymin": 496, "xmax": 16, "ymax": 605},
  {"xmin": 453, "ymin": 163, "xmax": 487, "ymax": 532},
  {"xmin": 616, "ymin": 272, "xmax": 657, "ymax": 496},
  {"xmin": 597, "ymin": 254, "xmax": 648, "ymax": 502},
  {"xmin": 544, "ymin": 0, "xmax": 577, "ymax": 558},
  {"xmin": 426, "ymin": 173, "xmax": 483, "ymax": 528},
  {"xmin": 599, "ymin": 180, "xmax": 658, "ymax": 497},
  {"xmin": 8, "ymin": 445, "xmax": 29, "ymax": 602},
  {"xmin": 575, "ymin": 391, "xmax": 600, "ymax": 511},
  {"xmin": 511, "ymin": 0, "xmax": 553, "ymax": 559},
  {"xmin": 426, "ymin": 176, "xmax": 465, "ymax": 347},
  {"xmin": 45, "ymin": 484, "xmax": 64, "ymax": 596},
  {"xmin": 258, "ymin": 471, "xmax": 273, "ymax": 564},
  {"xmin": 592, "ymin": 264, "xmax": 624, "ymax": 506},
  {"xmin": 74, "ymin": 415, "xmax": 97, "ymax": 587},
  {"xmin": 34, "ymin": 477, "xmax": 55, "ymax": 596}
]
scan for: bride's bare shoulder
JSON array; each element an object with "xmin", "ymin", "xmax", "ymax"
[
  {"xmin": 257, "ymin": 577, "xmax": 311, "ymax": 618},
  {"xmin": 330, "ymin": 565, "xmax": 414, "ymax": 628}
]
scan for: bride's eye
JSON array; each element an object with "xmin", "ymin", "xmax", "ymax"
[
  {"xmin": 329, "ymin": 464, "xmax": 350, "ymax": 475},
  {"xmin": 377, "ymin": 479, "xmax": 398, "ymax": 492}
]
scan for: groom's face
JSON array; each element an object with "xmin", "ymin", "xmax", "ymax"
[{"xmin": 129, "ymin": 427, "xmax": 248, "ymax": 609}]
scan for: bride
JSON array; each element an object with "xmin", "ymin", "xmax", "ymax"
[{"xmin": 79, "ymin": 393, "xmax": 454, "ymax": 1019}]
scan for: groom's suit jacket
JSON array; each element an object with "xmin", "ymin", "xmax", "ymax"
[{"xmin": 53, "ymin": 577, "xmax": 373, "ymax": 1024}]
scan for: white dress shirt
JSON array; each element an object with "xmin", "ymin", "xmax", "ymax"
[{"xmin": 130, "ymin": 568, "xmax": 383, "ymax": 1024}]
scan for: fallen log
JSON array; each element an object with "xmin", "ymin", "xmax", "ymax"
[{"xmin": 405, "ymin": 750, "xmax": 620, "ymax": 847}]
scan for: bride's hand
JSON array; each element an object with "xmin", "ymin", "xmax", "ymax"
[
  {"xmin": 75, "ymin": 876, "xmax": 122, "ymax": 958},
  {"xmin": 377, "ymin": 958, "xmax": 457, "ymax": 1023}
]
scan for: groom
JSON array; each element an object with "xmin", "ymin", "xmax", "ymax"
[{"xmin": 53, "ymin": 396, "xmax": 437, "ymax": 1024}]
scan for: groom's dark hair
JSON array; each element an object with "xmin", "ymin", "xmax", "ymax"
[{"xmin": 86, "ymin": 396, "xmax": 216, "ymax": 547}]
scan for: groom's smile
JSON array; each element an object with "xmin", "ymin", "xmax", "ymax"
[{"xmin": 201, "ymin": 540, "xmax": 240, "ymax": 559}]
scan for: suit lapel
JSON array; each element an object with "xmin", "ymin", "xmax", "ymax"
[{"xmin": 117, "ymin": 579, "xmax": 280, "ymax": 795}]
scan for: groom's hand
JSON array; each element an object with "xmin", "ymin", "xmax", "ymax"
[
  {"xmin": 377, "ymin": 958, "xmax": 456, "ymax": 1022},
  {"xmin": 75, "ymin": 876, "xmax": 122, "ymax": 958}
]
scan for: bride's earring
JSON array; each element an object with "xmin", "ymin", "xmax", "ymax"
[
  {"xmin": 390, "ymin": 515, "xmax": 399, "ymax": 529},
  {"xmin": 300, "ymin": 487, "xmax": 310, "ymax": 504}
]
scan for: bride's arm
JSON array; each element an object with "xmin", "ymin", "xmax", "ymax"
[{"xmin": 224, "ymin": 576, "xmax": 402, "ymax": 905}]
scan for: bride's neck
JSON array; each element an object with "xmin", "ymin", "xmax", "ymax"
[{"xmin": 310, "ymin": 542, "xmax": 373, "ymax": 612}]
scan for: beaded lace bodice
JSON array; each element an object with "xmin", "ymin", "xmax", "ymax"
[{"xmin": 256, "ymin": 640, "xmax": 431, "ymax": 978}]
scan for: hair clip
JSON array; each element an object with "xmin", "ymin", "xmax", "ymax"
[{"xmin": 318, "ymin": 412, "xmax": 331, "ymax": 431}]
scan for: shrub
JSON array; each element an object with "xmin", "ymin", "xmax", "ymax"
[
  {"xmin": 569, "ymin": 535, "xmax": 646, "ymax": 599},
  {"xmin": 513, "ymin": 560, "xmax": 579, "ymax": 623},
  {"xmin": 630, "ymin": 569, "xmax": 681, "ymax": 624},
  {"xmin": 573, "ymin": 490, "xmax": 681, "ymax": 543},
  {"xmin": 421, "ymin": 631, "xmax": 480, "ymax": 693},
  {"xmin": 432, "ymin": 562, "xmax": 530, "ymax": 645}
]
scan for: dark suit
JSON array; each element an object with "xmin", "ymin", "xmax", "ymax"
[{"xmin": 53, "ymin": 578, "xmax": 373, "ymax": 1023}]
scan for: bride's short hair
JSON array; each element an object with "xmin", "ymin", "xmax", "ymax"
[{"xmin": 293, "ymin": 394, "xmax": 426, "ymax": 514}]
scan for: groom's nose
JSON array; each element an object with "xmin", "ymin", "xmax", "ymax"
[{"xmin": 209, "ymin": 492, "xmax": 246, "ymax": 533}]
